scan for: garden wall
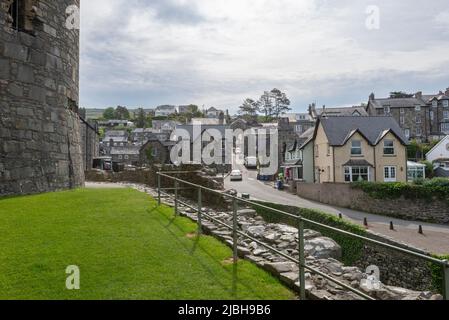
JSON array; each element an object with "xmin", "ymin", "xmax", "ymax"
[{"xmin": 296, "ymin": 182, "xmax": 449, "ymax": 224}]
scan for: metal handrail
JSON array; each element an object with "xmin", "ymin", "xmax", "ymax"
[{"xmin": 156, "ymin": 171, "xmax": 449, "ymax": 300}]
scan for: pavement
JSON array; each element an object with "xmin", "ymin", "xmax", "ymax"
[{"xmin": 225, "ymin": 159, "xmax": 449, "ymax": 255}]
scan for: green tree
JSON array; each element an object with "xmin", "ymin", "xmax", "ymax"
[
  {"xmin": 114, "ymin": 106, "xmax": 130, "ymax": 120},
  {"xmin": 259, "ymin": 91, "xmax": 274, "ymax": 120},
  {"xmin": 270, "ymin": 88, "xmax": 291, "ymax": 119},
  {"xmin": 238, "ymin": 98, "xmax": 259, "ymax": 121},
  {"xmin": 103, "ymin": 107, "xmax": 115, "ymax": 120},
  {"xmin": 135, "ymin": 108, "xmax": 147, "ymax": 128}
]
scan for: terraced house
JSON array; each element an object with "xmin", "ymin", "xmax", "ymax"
[
  {"xmin": 367, "ymin": 88, "xmax": 449, "ymax": 142},
  {"xmin": 313, "ymin": 117, "xmax": 408, "ymax": 183}
]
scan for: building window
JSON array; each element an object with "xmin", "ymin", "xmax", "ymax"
[
  {"xmin": 415, "ymin": 106, "xmax": 421, "ymax": 112},
  {"xmin": 441, "ymin": 123, "xmax": 449, "ymax": 133},
  {"xmin": 404, "ymin": 129, "xmax": 410, "ymax": 139},
  {"xmin": 384, "ymin": 166, "xmax": 397, "ymax": 182},
  {"xmin": 351, "ymin": 140, "xmax": 362, "ymax": 156},
  {"xmin": 7, "ymin": 0, "xmax": 34, "ymax": 33},
  {"xmin": 416, "ymin": 128, "xmax": 422, "ymax": 136},
  {"xmin": 327, "ymin": 144, "xmax": 331, "ymax": 156},
  {"xmin": 118, "ymin": 155, "xmax": 123, "ymax": 160},
  {"xmin": 415, "ymin": 116, "xmax": 421, "ymax": 124},
  {"xmin": 383, "ymin": 106, "xmax": 391, "ymax": 115},
  {"xmin": 400, "ymin": 108, "xmax": 405, "ymax": 114},
  {"xmin": 444, "ymin": 111, "xmax": 449, "ymax": 120},
  {"xmin": 432, "ymin": 100, "xmax": 438, "ymax": 108},
  {"xmin": 383, "ymin": 140, "xmax": 395, "ymax": 155},
  {"xmin": 444, "ymin": 100, "xmax": 449, "ymax": 108},
  {"xmin": 344, "ymin": 166, "xmax": 369, "ymax": 182},
  {"xmin": 400, "ymin": 116, "xmax": 405, "ymax": 125},
  {"xmin": 430, "ymin": 111, "xmax": 434, "ymax": 121}
]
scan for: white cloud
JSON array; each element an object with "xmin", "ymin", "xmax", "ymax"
[{"xmin": 80, "ymin": 0, "xmax": 449, "ymax": 111}]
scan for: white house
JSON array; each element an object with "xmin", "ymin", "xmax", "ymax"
[
  {"xmin": 155, "ymin": 105, "xmax": 177, "ymax": 117},
  {"xmin": 426, "ymin": 135, "xmax": 449, "ymax": 177}
]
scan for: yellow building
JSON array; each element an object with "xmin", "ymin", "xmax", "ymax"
[{"xmin": 313, "ymin": 116, "xmax": 409, "ymax": 183}]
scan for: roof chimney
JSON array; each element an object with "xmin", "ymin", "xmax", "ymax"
[
  {"xmin": 415, "ymin": 91, "xmax": 422, "ymax": 99},
  {"xmin": 446, "ymin": 87, "xmax": 449, "ymax": 96},
  {"xmin": 369, "ymin": 92, "xmax": 375, "ymax": 101}
]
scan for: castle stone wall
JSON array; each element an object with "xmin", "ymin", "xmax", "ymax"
[{"xmin": 0, "ymin": 0, "xmax": 84, "ymax": 196}]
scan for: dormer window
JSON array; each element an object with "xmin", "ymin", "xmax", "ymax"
[
  {"xmin": 383, "ymin": 106, "xmax": 391, "ymax": 115},
  {"xmin": 432, "ymin": 100, "xmax": 438, "ymax": 108},
  {"xmin": 415, "ymin": 106, "xmax": 421, "ymax": 112},
  {"xmin": 444, "ymin": 100, "xmax": 449, "ymax": 108}
]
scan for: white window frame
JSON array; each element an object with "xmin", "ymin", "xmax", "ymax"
[
  {"xmin": 432, "ymin": 100, "xmax": 438, "ymax": 108},
  {"xmin": 430, "ymin": 110, "xmax": 434, "ymax": 121},
  {"xmin": 383, "ymin": 106, "xmax": 391, "ymax": 115},
  {"xmin": 400, "ymin": 108, "xmax": 405, "ymax": 114},
  {"xmin": 384, "ymin": 166, "xmax": 397, "ymax": 182},
  {"xmin": 416, "ymin": 128, "xmax": 422, "ymax": 136},
  {"xmin": 404, "ymin": 129, "xmax": 410, "ymax": 139},
  {"xmin": 400, "ymin": 116, "xmax": 405, "ymax": 125},
  {"xmin": 444, "ymin": 110, "xmax": 449, "ymax": 120},
  {"xmin": 351, "ymin": 140, "xmax": 362, "ymax": 156},
  {"xmin": 444, "ymin": 100, "xmax": 449, "ymax": 108},
  {"xmin": 383, "ymin": 140, "xmax": 395, "ymax": 155},
  {"xmin": 415, "ymin": 106, "xmax": 421, "ymax": 112},
  {"xmin": 344, "ymin": 166, "xmax": 370, "ymax": 182}
]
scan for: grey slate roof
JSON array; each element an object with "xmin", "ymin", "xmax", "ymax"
[
  {"xmin": 370, "ymin": 97, "xmax": 425, "ymax": 109},
  {"xmin": 110, "ymin": 146, "xmax": 140, "ymax": 155},
  {"xmin": 316, "ymin": 106, "xmax": 368, "ymax": 116},
  {"xmin": 319, "ymin": 116, "xmax": 408, "ymax": 146},
  {"xmin": 434, "ymin": 167, "xmax": 449, "ymax": 178}
]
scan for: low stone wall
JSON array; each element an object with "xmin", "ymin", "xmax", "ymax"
[
  {"xmin": 85, "ymin": 165, "xmax": 226, "ymax": 208},
  {"xmin": 297, "ymin": 182, "xmax": 449, "ymax": 224}
]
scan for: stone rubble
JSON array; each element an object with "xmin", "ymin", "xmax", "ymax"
[{"xmin": 125, "ymin": 182, "xmax": 442, "ymax": 301}]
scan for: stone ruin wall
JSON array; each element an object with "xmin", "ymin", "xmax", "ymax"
[{"xmin": 0, "ymin": 0, "xmax": 84, "ymax": 196}]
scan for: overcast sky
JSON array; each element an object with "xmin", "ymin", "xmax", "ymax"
[{"xmin": 80, "ymin": 0, "xmax": 449, "ymax": 113}]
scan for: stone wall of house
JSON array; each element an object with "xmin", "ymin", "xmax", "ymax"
[
  {"xmin": 0, "ymin": 0, "xmax": 84, "ymax": 196},
  {"xmin": 297, "ymin": 182, "xmax": 449, "ymax": 224}
]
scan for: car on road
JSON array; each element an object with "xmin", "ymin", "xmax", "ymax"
[
  {"xmin": 244, "ymin": 156, "xmax": 258, "ymax": 169},
  {"xmin": 230, "ymin": 170, "xmax": 243, "ymax": 181}
]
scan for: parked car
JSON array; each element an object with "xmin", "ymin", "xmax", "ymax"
[
  {"xmin": 244, "ymin": 156, "xmax": 257, "ymax": 169},
  {"xmin": 230, "ymin": 170, "xmax": 243, "ymax": 181}
]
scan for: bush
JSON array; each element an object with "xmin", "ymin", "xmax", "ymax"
[
  {"xmin": 429, "ymin": 255, "xmax": 449, "ymax": 294},
  {"xmin": 351, "ymin": 179, "xmax": 449, "ymax": 202}
]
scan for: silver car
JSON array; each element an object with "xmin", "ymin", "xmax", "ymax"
[{"xmin": 230, "ymin": 170, "xmax": 243, "ymax": 181}]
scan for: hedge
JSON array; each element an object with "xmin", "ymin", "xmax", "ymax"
[
  {"xmin": 351, "ymin": 178, "xmax": 449, "ymax": 202},
  {"xmin": 430, "ymin": 255, "xmax": 449, "ymax": 294},
  {"xmin": 251, "ymin": 201, "xmax": 367, "ymax": 266}
]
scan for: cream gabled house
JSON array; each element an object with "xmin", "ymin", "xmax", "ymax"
[{"xmin": 312, "ymin": 116, "xmax": 409, "ymax": 183}]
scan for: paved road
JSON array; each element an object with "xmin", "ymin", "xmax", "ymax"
[{"xmin": 225, "ymin": 159, "xmax": 449, "ymax": 255}]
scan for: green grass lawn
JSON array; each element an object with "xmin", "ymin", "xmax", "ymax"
[{"xmin": 0, "ymin": 188, "xmax": 295, "ymax": 300}]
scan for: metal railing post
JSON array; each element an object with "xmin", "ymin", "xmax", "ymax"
[
  {"xmin": 232, "ymin": 198, "xmax": 238, "ymax": 264},
  {"xmin": 174, "ymin": 180, "xmax": 179, "ymax": 216},
  {"xmin": 443, "ymin": 260, "xmax": 449, "ymax": 300},
  {"xmin": 198, "ymin": 188, "xmax": 202, "ymax": 235},
  {"xmin": 157, "ymin": 174, "xmax": 161, "ymax": 206},
  {"xmin": 298, "ymin": 218, "xmax": 306, "ymax": 300}
]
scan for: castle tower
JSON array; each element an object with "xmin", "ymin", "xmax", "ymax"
[{"xmin": 0, "ymin": 0, "xmax": 84, "ymax": 195}]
